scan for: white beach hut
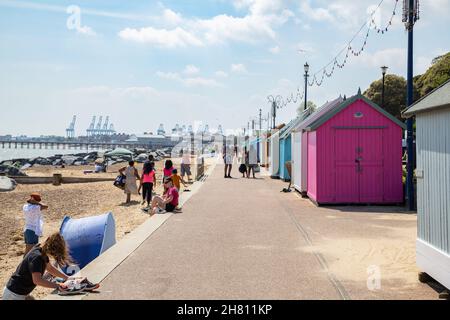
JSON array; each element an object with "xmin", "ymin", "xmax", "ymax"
[
  {"xmin": 403, "ymin": 79, "xmax": 450, "ymax": 291},
  {"xmin": 290, "ymin": 96, "xmax": 343, "ymax": 193},
  {"xmin": 268, "ymin": 130, "xmax": 280, "ymax": 178}
]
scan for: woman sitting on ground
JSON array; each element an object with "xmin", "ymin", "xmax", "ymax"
[
  {"xmin": 150, "ymin": 177, "xmax": 179, "ymax": 215},
  {"xmin": 2, "ymin": 233, "xmax": 97, "ymax": 300}
]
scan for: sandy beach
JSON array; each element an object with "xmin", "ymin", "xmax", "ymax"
[{"xmin": 0, "ymin": 159, "xmax": 198, "ymax": 299}]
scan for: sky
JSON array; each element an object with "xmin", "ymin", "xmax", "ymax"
[{"xmin": 0, "ymin": 0, "xmax": 449, "ymax": 137}]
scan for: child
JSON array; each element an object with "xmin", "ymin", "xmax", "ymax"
[
  {"xmin": 171, "ymin": 168, "xmax": 187, "ymax": 192},
  {"xmin": 139, "ymin": 161, "xmax": 156, "ymax": 207},
  {"xmin": 163, "ymin": 159, "xmax": 174, "ymax": 182},
  {"xmin": 23, "ymin": 193, "xmax": 48, "ymax": 255}
]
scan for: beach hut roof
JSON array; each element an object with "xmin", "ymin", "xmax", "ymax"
[
  {"xmin": 292, "ymin": 96, "xmax": 344, "ymax": 133},
  {"xmin": 305, "ymin": 90, "xmax": 406, "ymax": 131},
  {"xmin": 402, "ymin": 79, "xmax": 450, "ymax": 117},
  {"xmin": 279, "ymin": 108, "xmax": 313, "ymax": 139}
]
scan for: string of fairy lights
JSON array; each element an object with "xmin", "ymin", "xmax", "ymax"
[
  {"xmin": 308, "ymin": 0, "xmax": 399, "ymax": 87},
  {"xmin": 250, "ymin": 0, "xmax": 402, "ymax": 130}
]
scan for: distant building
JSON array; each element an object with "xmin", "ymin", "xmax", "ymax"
[
  {"xmin": 157, "ymin": 124, "xmax": 166, "ymax": 135},
  {"xmin": 133, "ymin": 133, "xmax": 181, "ymax": 149}
]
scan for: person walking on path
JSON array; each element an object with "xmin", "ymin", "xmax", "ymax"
[
  {"xmin": 163, "ymin": 160, "xmax": 174, "ymax": 183},
  {"xmin": 150, "ymin": 177, "xmax": 179, "ymax": 214},
  {"xmin": 119, "ymin": 161, "xmax": 140, "ymax": 204},
  {"xmin": 2, "ymin": 233, "xmax": 93, "ymax": 300},
  {"xmin": 247, "ymin": 144, "xmax": 258, "ymax": 179},
  {"xmin": 180, "ymin": 149, "xmax": 192, "ymax": 182},
  {"xmin": 23, "ymin": 193, "xmax": 48, "ymax": 256},
  {"xmin": 138, "ymin": 161, "xmax": 156, "ymax": 207},
  {"xmin": 222, "ymin": 142, "xmax": 235, "ymax": 178}
]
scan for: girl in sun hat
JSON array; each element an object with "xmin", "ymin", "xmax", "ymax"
[{"xmin": 23, "ymin": 193, "xmax": 48, "ymax": 255}]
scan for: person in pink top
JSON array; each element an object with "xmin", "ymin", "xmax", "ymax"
[
  {"xmin": 163, "ymin": 159, "xmax": 174, "ymax": 182},
  {"xmin": 138, "ymin": 161, "xmax": 156, "ymax": 207},
  {"xmin": 150, "ymin": 177, "xmax": 179, "ymax": 215}
]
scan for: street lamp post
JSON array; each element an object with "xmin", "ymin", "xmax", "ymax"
[
  {"xmin": 304, "ymin": 62, "xmax": 309, "ymax": 111},
  {"xmin": 403, "ymin": 0, "xmax": 419, "ymax": 211},
  {"xmin": 258, "ymin": 109, "xmax": 262, "ymax": 163},
  {"xmin": 201, "ymin": 131, "xmax": 204, "ymax": 155},
  {"xmin": 381, "ymin": 66, "xmax": 388, "ymax": 108},
  {"xmin": 272, "ymin": 101, "xmax": 276, "ymax": 129}
]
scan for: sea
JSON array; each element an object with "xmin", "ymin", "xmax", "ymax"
[{"xmin": 0, "ymin": 147, "xmax": 103, "ymax": 162}]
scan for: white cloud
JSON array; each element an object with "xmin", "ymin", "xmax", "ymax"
[
  {"xmin": 77, "ymin": 25, "xmax": 96, "ymax": 36},
  {"xmin": 415, "ymin": 56, "xmax": 432, "ymax": 75},
  {"xmin": 356, "ymin": 48, "xmax": 406, "ymax": 70},
  {"xmin": 183, "ymin": 64, "xmax": 200, "ymax": 75},
  {"xmin": 156, "ymin": 71, "xmax": 181, "ymax": 81},
  {"xmin": 231, "ymin": 63, "xmax": 248, "ymax": 74},
  {"xmin": 118, "ymin": 27, "xmax": 203, "ymax": 48},
  {"xmin": 300, "ymin": 1, "xmax": 334, "ymax": 23},
  {"xmin": 156, "ymin": 71, "xmax": 222, "ymax": 88},
  {"xmin": 215, "ymin": 70, "xmax": 228, "ymax": 78},
  {"xmin": 183, "ymin": 77, "xmax": 222, "ymax": 88},
  {"xmin": 162, "ymin": 9, "xmax": 183, "ymax": 26},
  {"xmin": 299, "ymin": 0, "xmax": 405, "ymax": 31},
  {"xmin": 118, "ymin": 0, "xmax": 294, "ymax": 48},
  {"xmin": 194, "ymin": 14, "xmax": 277, "ymax": 45},
  {"xmin": 269, "ymin": 46, "xmax": 280, "ymax": 54}
]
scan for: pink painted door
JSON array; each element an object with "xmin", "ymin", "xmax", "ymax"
[
  {"xmin": 359, "ymin": 129, "xmax": 383, "ymax": 202},
  {"xmin": 335, "ymin": 129, "xmax": 359, "ymax": 202},
  {"xmin": 335, "ymin": 128, "xmax": 384, "ymax": 203}
]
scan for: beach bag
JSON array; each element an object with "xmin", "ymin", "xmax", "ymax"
[
  {"xmin": 254, "ymin": 164, "xmax": 260, "ymax": 173},
  {"xmin": 113, "ymin": 174, "xmax": 126, "ymax": 189},
  {"xmin": 239, "ymin": 164, "xmax": 247, "ymax": 173}
]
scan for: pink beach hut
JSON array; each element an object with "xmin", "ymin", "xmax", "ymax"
[{"xmin": 304, "ymin": 89, "xmax": 405, "ymax": 205}]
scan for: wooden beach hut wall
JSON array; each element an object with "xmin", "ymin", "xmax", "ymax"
[
  {"xmin": 403, "ymin": 80, "xmax": 450, "ymax": 290},
  {"xmin": 279, "ymin": 110, "xmax": 312, "ymax": 181},
  {"xmin": 260, "ymin": 136, "xmax": 266, "ymax": 166},
  {"xmin": 304, "ymin": 89, "xmax": 405, "ymax": 205},
  {"xmin": 291, "ymin": 97, "xmax": 344, "ymax": 193},
  {"xmin": 264, "ymin": 132, "xmax": 271, "ymax": 168},
  {"xmin": 269, "ymin": 130, "xmax": 280, "ymax": 177}
]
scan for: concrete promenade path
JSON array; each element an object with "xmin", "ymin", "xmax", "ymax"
[{"xmin": 84, "ymin": 164, "xmax": 437, "ymax": 300}]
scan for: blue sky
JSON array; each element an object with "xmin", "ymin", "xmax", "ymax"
[{"xmin": 1, "ymin": 0, "xmax": 449, "ymax": 136}]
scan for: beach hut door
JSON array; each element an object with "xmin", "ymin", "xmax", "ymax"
[
  {"xmin": 335, "ymin": 129, "xmax": 383, "ymax": 202},
  {"xmin": 358, "ymin": 129, "xmax": 383, "ymax": 202}
]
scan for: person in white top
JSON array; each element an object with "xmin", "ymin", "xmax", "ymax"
[
  {"xmin": 23, "ymin": 193, "xmax": 48, "ymax": 255},
  {"xmin": 180, "ymin": 149, "xmax": 192, "ymax": 182}
]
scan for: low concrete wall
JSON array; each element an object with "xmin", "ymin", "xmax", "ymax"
[{"xmin": 11, "ymin": 176, "xmax": 115, "ymax": 185}]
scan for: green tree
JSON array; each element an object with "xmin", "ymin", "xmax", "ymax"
[
  {"xmin": 363, "ymin": 74, "xmax": 419, "ymax": 120},
  {"xmin": 414, "ymin": 52, "xmax": 450, "ymax": 97},
  {"xmin": 297, "ymin": 101, "xmax": 317, "ymax": 114}
]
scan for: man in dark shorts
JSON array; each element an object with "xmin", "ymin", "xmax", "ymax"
[
  {"xmin": 150, "ymin": 177, "xmax": 179, "ymax": 214},
  {"xmin": 180, "ymin": 149, "xmax": 192, "ymax": 182}
]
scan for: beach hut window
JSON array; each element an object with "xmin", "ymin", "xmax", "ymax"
[{"xmin": 354, "ymin": 112, "xmax": 363, "ymax": 118}]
